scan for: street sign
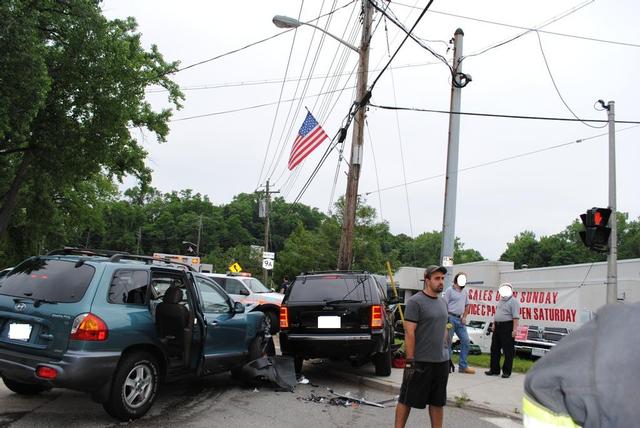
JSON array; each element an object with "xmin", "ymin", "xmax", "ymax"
[
  {"xmin": 262, "ymin": 258, "xmax": 274, "ymax": 270},
  {"xmin": 229, "ymin": 262, "xmax": 242, "ymax": 273},
  {"xmin": 442, "ymin": 256, "xmax": 454, "ymax": 267},
  {"xmin": 263, "ymin": 251, "xmax": 275, "ymax": 259}
]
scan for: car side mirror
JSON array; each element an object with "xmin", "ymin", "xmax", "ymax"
[
  {"xmin": 233, "ymin": 301, "xmax": 245, "ymax": 314},
  {"xmin": 240, "ymin": 288, "xmax": 250, "ymax": 296}
]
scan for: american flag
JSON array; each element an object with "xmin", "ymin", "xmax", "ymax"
[{"xmin": 288, "ymin": 111, "xmax": 329, "ymax": 170}]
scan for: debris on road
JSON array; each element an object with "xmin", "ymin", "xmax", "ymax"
[
  {"xmin": 297, "ymin": 389, "xmax": 397, "ymax": 409},
  {"xmin": 238, "ymin": 356, "xmax": 297, "ymax": 392}
]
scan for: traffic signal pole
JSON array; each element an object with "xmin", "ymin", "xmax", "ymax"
[
  {"xmin": 606, "ymin": 101, "xmax": 617, "ymax": 304},
  {"xmin": 440, "ymin": 29, "xmax": 465, "ymax": 289}
]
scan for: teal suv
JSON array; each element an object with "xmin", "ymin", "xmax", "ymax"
[{"xmin": 0, "ymin": 249, "xmax": 271, "ymax": 420}]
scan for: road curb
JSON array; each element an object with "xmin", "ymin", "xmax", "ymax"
[{"xmin": 326, "ymin": 368, "xmax": 523, "ymax": 421}]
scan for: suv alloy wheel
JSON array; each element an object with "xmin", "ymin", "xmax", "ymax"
[{"xmin": 103, "ymin": 352, "xmax": 159, "ymax": 421}]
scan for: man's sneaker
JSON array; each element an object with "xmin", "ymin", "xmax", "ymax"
[
  {"xmin": 459, "ymin": 367, "xmax": 476, "ymax": 374},
  {"xmin": 297, "ymin": 375, "xmax": 310, "ymax": 385},
  {"xmin": 485, "ymin": 371, "xmax": 500, "ymax": 376}
]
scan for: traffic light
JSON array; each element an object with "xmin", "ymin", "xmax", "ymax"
[{"xmin": 579, "ymin": 207, "xmax": 612, "ymax": 252}]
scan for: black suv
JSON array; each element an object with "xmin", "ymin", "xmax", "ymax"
[{"xmin": 279, "ymin": 271, "xmax": 397, "ymax": 376}]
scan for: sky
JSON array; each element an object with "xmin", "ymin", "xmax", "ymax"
[{"xmin": 101, "ymin": 0, "xmax": 639, "ymax": 261}]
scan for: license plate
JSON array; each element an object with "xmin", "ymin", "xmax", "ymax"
[
  {"xmin": 8, "ymin": 323, "xmax": 32, "ymax": 341},
  {"xmin": 317, "ymin": 316, "xmax": 341, "ymax": 329},
  {"xmin": 532, "ymin": 347, "xmax": 547, "ymax": 357}
]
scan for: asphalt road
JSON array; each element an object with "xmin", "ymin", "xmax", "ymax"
[{"xmin": 0, "ymin": 363, "xmax": 522, "ymax": 428}]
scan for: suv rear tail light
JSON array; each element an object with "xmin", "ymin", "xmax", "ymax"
[
  {"xmin": 280, "ymin": 306, "xmax": 289, "ymax": 329},
  {"xmin": 371, "ymin": 305, "xmax": 383, "ymax": 329},
  {"xmin": 70, "ymin": 313, "xmax": 108, "ymax": 341},
  {"xmin": 36, "ymin": 366, "xmax": 57, "ymax": 380}
]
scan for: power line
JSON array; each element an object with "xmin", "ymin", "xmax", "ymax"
[
  {"xmin": 265, "ymin": 0, "xmax": 338, "ymax": 182},
  {"xmin": 535, "ymin": 31, "xmax": 607, "ymax": 129},
  {"xmin": 369, "ymin": 103, "xmax": 640, "ymax": 124},
  {"xmin": 257, "ymin": 1, "xmax": 304, "ymax": 188},
  {"xmin": 392, "ymin": 0, "xmax": 640, "ymax": 49},
  {"xmin": 172, "ymin": 0, "xmax": 357, "ymax": 74},
  {"xmin": 169, "ymin": 86, "xmax": 356, "ymax": 122},
  {"xmin": 369, "ymin": 0, "xmax": 447, "ymax": 92},
  {"xmin": 364, "ymin": 124, "xmax": 640, "ymax": 196},
  {"xmin": 460, "ymin": 0, "xmax": 595, "ymax": 61},
  {"xmin": 146, "ymin": 60, "xmax": 442, "ymax": 94}
]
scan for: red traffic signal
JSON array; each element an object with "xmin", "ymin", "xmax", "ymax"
[{"xmin": 579, "ymin": 207, "xmax": 612, "ymax": 252}]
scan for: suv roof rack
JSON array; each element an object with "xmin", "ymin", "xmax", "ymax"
[
  {"xmin": 47, "ymin": 247, "xmax": 129, "ymax": 257},
  {"xmin": 108, "ymin": 254, "xmax": 197, "ymax": 271},
  {"xmin": 301, "ymin": 270, "xmax": 370, "ymax": 276}
]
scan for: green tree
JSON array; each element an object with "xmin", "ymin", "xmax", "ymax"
[
  {"xmin": 500, "ymin": 231, "xmax": 546, "ymax": 268},
  {"xmin": 0, "ymin": 0, "xmax": 183, "ymax": 246}
]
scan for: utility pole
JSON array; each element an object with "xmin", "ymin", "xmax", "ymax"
[
  {"xmin": 337, "ymin": 0, "xmax": 373, "ymax": 270},
  {"xmin": 605, "ymin": 100, "xmax": 617, "ymax": 304},
  {"xmin": 440, "ymin": 29, "xmax": 466, "ymax": 290},
  {"xmin": 262, "ymin": 179, "xmax": 279, "ymax": 286},
  {"xmin": 196, "ymin": 214, "xmax": 203, "ymax": 256}
]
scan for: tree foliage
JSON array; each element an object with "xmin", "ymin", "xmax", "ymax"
[{"xmin": 0, "ymin": 0, "xmax": 183, "ymax": 247}]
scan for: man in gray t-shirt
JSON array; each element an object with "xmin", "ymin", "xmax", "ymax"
[{"xmin": 395, "ymin": 266, "xmax": 449, "ymax": 428}]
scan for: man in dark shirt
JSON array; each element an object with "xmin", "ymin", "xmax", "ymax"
[{"xmin": 395, "ymin": 265, "xmax": 450, "ymax": 428}]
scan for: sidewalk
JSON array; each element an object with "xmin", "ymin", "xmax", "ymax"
[{"xmin": 324, "ymin": 361, "xmax": 525, "ymax": 420}]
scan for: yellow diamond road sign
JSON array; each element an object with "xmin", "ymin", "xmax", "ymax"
[{"xmin": 229, "ymin": 262, "xmax": 242, "ymax": 273}]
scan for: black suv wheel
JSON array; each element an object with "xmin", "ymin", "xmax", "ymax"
[{"xmin": 103, "ymin": 351, "xmax": 159, "ymax": 421}]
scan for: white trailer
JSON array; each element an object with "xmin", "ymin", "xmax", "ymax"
[{"xmin": 396, "ymin": 258, "xmax": 640, "ymax": 330}]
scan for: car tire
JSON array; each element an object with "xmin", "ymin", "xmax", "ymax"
[
  {"xmin": 103, "ymin": 352, "xmax": 159, "ymax": 421},
  {"xmin": 374, "ymin": 342, "xmax": 392, "ymax": 377},
  {"xmin": 2, "ymin": 377, "xmax": 50, "ymax": 395},
  {"xmin": 263, "ymin": 310, "xmax": 279, "ymax": 335}
]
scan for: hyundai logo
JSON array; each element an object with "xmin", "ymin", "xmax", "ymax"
[{"xmin": 14, "ymin": 303, "xmax": 27, "ymax": 312}]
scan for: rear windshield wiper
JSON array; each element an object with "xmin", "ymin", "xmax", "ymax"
[{"xmin": 324, "ymin": 299, "xmax": 363, "ymax": 305}]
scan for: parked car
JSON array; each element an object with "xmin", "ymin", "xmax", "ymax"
[
  {"xmin": 279, "ymin": 271, "xmax": 397, "ymax": 376},
  {"xmin": 0, "ymin": 249, "xmax": 271, "ymax": 421},
  {"xmin": 202, "ymin": 272, "xmax": 283, "ymax": 334}
]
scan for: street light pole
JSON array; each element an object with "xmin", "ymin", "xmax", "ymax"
[
  {"xmin": 337, "ymin": 0, "xmax": 373, "ymax": 270},
  {"xmin": 440, "ymin": 29, "xmax": 466, "ymax": 289}
]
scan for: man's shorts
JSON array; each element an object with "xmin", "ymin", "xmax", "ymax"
[{"xmin": 398, "ymin": 361, "xmax": 449, "ymax": 408}]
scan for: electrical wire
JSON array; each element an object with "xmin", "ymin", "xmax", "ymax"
[
  {"xmin": 276, "ymin": 6, "xmax": 361, "ymax": 196},
  {"xmin": 363, "ymin": 124, "xmax": 640, "ymax": 195},
  {"xmin": 368, "ymin": 104, "xmax": 640, "ymax": 124},
  {"xmin": 145, "ymin": 59, "xmax": 442, "ymax": 94},
  {"xmin": 257, "ymin": 1, "xmax": 305, "ymax": 188},
  {"xmin": 263, "ymin": 0, "xmax": 327, "ymax": 183},
  {"xmin": 364, "ymin": 118, "xmax": 384, "ymax": 220},
  {"xmin": 172, "ymin": 0, "xmax": 358, "ymax": 74},
  {"xmin": 460, "ymin": 0, "xmax": 595, "ymax": 62},
  {"xmin": 266, "ymin": 0, "xmax": 346, "ymax": 183},
  {"xmin": 392, "ymin": 0, "xmax": 640, "ymax": 49},
  {"xmin": 536, "ymin": 31, "xmax": 607, "ymax": 129},
  {"xmin": 369, "ymin": 0, "xmax": 451, "ymax": 91},
  {"xmin": 169, "ymin": 86, "xmax": 356, "ymax": 122}
]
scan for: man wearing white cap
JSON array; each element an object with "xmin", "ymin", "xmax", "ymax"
[{"xmin": 485, "ymin": 283, "xmax": 520, "ymax": 378}]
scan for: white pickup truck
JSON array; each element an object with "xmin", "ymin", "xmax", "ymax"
[{"xmin": 454, "ymin": 321, "xmax": 569, "ymax": 359}]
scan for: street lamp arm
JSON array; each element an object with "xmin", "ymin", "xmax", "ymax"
[{"xmin": 272, "ymin": 15, "xmax": 359, "ymax": 53}]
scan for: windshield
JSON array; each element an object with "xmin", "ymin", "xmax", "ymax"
[
  {"xmin": 244, "ymin": 277, "xmax": 271, "ymax": 293},
  {"xmin": 0, "ymin": 257, "xmax": 95, "ymax": 303},
  {"xmin": 287, "ymin": 276, "xmax": 369, "ymax": 303}
]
